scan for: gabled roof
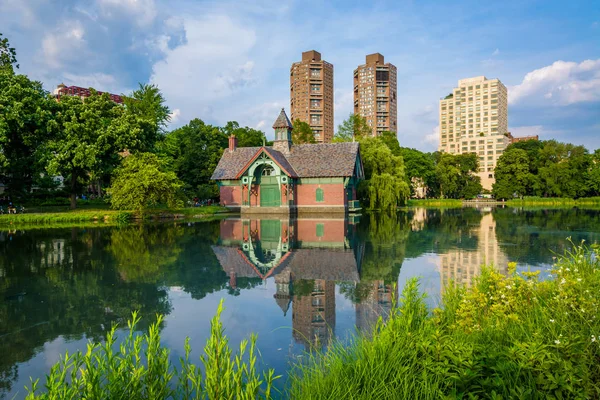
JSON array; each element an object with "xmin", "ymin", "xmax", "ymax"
[
  {"xmin": 272, "ymin": 108, "xmax": 293, "ymax": 129},
  {"xmin": 211, "ymin": 142, "xmax": 360, "ymax": 180}
]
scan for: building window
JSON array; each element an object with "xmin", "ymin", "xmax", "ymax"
[
  {"xmin": 316, "ymin": 188, "xmax": 324, "ymax": 202},
  {"xmin": 310, "ymin": 68, "xmax": 320, "ymax": 78},
  {"xmin": 311, "ymin": 84, "xmax": 320, "ymax": 92},
  {"xmin": 316, "ymin": 223, "xmax": 324, "ymax": 237},
  {"xmin": 311, "ymin": 99, "xmax": 320, "ymax": 109}
]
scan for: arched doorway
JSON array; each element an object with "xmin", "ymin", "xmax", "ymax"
[{"xmin": 255, "ymin": 165, "xmax": 281, "ymax": 207}]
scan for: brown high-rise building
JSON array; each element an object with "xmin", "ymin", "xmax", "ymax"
[
  {"xmin": 290, "ymin": 50, "xmax": 334, "ymax": 143},
  {"xmin": 353, "ymin": 53, "xmax": 397, "ymax": 136}
]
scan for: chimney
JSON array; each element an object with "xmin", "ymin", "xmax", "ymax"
[{"xmin": 228, "ymin": 135, "xmax": 238, "ymax": 152}]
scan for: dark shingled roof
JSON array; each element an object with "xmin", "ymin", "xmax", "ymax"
[
  {"xmin": 211, "ymin": 142, "xmax": 359, "ymax": 180},
  {"xmin": 286, "ymin": 142, "xmax": 359, "ymax": 178},
  {"xmin": 272, "ymin": 108, "xmax": 293, "ymax": 129},
  {"xmin": 210, "ymin": 147, "xmax": 260, "ymax": 180}
]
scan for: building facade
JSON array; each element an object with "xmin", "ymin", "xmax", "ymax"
[
  {"xmin": 438, "ymin": 76, "xmax": 509, "ymax": 190},
  {"xmin": 53, "ymin": 83, "xmax": 124, "ymax": 104},
  {"xmin": 290, "ymin": 51, "xmax": 334, "ymax": 143},
  {"xmin": 353, "ymin": 53, "xmax": 398, "ymax": 137},
  {"xmin": 211, "ymin": 109, "xmax": 363, "ymax": 214}
]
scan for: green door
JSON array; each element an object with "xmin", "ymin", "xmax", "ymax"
[{"xmin": 260, "ymin": 185, "xmax": 281, "ymax": 207}]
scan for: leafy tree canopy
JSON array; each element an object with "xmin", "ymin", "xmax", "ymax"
[
  {"xmin": 109, "ymin": 152, "xmax": 182, "ymax": 212},
  {"xmin": 221, "ymin": 121, "xmax": 266, "ymax": 147},
  {"xmin": 161, "ymin": 119, "xmax": 227, "ymax": 199},
  {"xmin": 333, "ymin": 114, "xmax": 372, "ymax": 142},
  {"xmin": 0, "ymin": 33, "xmax": 18, "ymax": 72},
  {"xmin": 291, "ymin": 119, "xmax": 316, "ymax": 144},
  {"xmin": 435, "ymin": 153, "xmax": 481, "ymax": 199},
  {"xmin": 0, "ymin": 72, "xmax": 56, "ymax": 197},
  {"xmin": 46, "ymin": 91, "xmax": 142, "ymax": 208},
  {"xmin": 123, "ymin": 83, "xmax": 170, "ymax": 152}
]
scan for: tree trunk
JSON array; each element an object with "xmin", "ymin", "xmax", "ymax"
[{"xmin": 70, "ymin": 174, "xmax": 77, "ymax": 210}]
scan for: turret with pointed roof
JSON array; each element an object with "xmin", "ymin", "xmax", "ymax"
[{"xmin": 272, "ymin": 108, "xmax": 293, "ymax": 155}]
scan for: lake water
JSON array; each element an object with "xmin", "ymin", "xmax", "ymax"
[{"xmin": 1, "ymin": 207, "xmax": 599, "ymax": 398}]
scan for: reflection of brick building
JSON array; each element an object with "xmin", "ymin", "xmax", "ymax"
[
  {"xmin": 212, "ymin": 216, "xmax": 363, "ymax": 350},
  {"xmin": 292, "ymin": 280, "xmax": 335, "ymax": 348},
  {"xmin": 438, "ymin": 213, "xmax": 508, "ymax": 292},
  {"xmin": 355, "ymin": 280, "xmax": 397, "ymax": 333}
]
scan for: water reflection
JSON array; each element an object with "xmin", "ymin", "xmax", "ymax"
[
  {"xmin": 1, "ymin": 208, "xmax": 600, "ymax": 399},
  {"xmin": 212, "ymin": 217, "xmax": 392, "ymax": 348}
]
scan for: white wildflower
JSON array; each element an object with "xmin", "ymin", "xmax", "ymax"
[
  {"xmin": 555, "ymin": 339, "xmax": 560, "ymax": 345},
  {"xmin": 592, "ymin": 335, "xmax": 596, "ymax": 343},
  {"xmin": 550, "ymin": 319, "xmax": 555, "ymax": 323}
]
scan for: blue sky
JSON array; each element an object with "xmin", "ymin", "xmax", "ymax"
[{"xmin": 1, "ymin": 0, "xmax": 599, "ymax": 151}]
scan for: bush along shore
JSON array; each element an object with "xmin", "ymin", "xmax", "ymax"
[
  {"xmin": 506, "ymin": 196, "xmax": 600, "ymax": 207},
  {"xmin": 0, "ymin": 205, "xmax": 230, "ymax": 226},
  {"xmin": 25, "ymin": 242, "xmax": 600, "ymax": 399}
]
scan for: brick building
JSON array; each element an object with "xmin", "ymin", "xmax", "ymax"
[
  {"xmin": 290, "ymin": 50, "xmax": 334, "ymax": 143},
  {"xmin": 53, "ymin": 83, "xmax": 124, "ymax": 104},
  {"xmin": 211, "ymin": 109, "xmax": 364, "ymax": 214}
]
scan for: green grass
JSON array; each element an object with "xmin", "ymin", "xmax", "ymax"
[
  {"xmin": 0, "ymin": 205, "xmax": 230, "ymax": 226},
  {"xmin": 288, "ymin": 242, "xmax": 600, "ymax": 399},
  {"xmin": 507, "ymin": 196, "xmax": 600, "ymax": 207},
  {"xmin": 407, "ymin": 198, "xmax": 463, "ymax": 207}
]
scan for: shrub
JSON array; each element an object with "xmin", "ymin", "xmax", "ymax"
[{"xmin": 289, "ymin": 242, "xmax": 600, "ymax": 399}]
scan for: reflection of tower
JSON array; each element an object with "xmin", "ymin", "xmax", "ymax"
[
  {"xmin": 410, "ymin": 208, "xmax": 427, "ymax": 231},
  {"xmin": 273, "ymin": 267, "xmax": 291, "ymax": 316},
  {"xmin": 439, "ymin": 213, "xmax": 508, "ymax": 292},
  {"xmin": 292, "ymin": 280, "xmax": 335, "ymax": 349},
  {"xmin": 355, "ymin": 280, "xmax": 397, "ymax": 333}
]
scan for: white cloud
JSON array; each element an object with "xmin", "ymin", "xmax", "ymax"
[
  {"xmin": 97, "ymin": 0, "xmax": 157, "ymax": 27},
  {"xmin": 61, "ymin": 72, "xmax": 120, "ymax": 92},
  {"xmin": 492, "ymin": 48, "xmax": 500, "ymax": 56},
  {"xmin": 425, "ymin": 126, "xmax": 439, "ymax": 145},
  {"xmin": 42, "ymin": 21, "xmax": 87, "ymax": 69},
  {"xmin": 169, "ymin": 108, "xmax": 181, "ymax": 123},
  {"xmin": 150, "ymin": 14, "xmax": 257, "ymax": 124},
  {"xmin": 509, "ymin": 59, "xmax": 600, "ymax": 105}
]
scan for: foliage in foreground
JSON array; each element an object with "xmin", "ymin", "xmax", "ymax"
[
  {"xmin": 26, "ymin": 301, "xmax": 278, "ymax": 399},
  {"xmin": 290, "ymin": 242, "xmax": 600, "ymax": 399}
]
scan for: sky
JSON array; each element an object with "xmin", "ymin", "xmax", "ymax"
[{"xmin": 1, "ymin": 0, "xmax": 599, "ymax": 151}]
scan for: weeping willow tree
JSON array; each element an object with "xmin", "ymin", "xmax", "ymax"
[{"xmin": 359, "ymin": 137, "xmax": 410, "ymax": 211}]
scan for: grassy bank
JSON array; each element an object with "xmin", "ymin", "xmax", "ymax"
[
  {"xmin": 507, "ymin": 196, "xmax": 600, "ymax": 207},
  {"xmin": 407, "ymin": 198, "xmax": 463, "ymax": 207},
  {"xmin": 0, "ymin": 205, "xmax": 229, "ymax": 226},
  {"xmin": 290, "ymin": 242, "xmax": 600, "ymax": 399},
  {"xmin": 26, "ymin": 243, "xmax": 600, "ymax": 398}
]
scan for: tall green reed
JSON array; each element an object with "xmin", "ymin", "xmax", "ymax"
[{"xmin": 25, "ymin": 300, "xmax": 278, "ymax": 399}]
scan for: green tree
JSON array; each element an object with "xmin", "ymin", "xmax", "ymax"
[
  {"xmin": 380, "ymin": 131, "xmax": 401, "ymax": 156},
  {"xmin": 0, "ymin": 71, "xmax": 55, "ymax": 197},
  {"xmin": 587, "ymin": 149, "xmax": 600, "ymax": 196},
  {"xmin": 0, "ymin": 33, "xmax": 18, "ymax": 72},
  {"xmin": 493, "ymin": 148, "xmax": 532, "ymax": 199},
  {"xmin": 162, "ymin": 119, "xmax": 227, "ymax": 198},
  {"xmin": 399, "ymin": 147, "xmax": 437, "ymax": 198},
  {"xmin": 435, "ymin": 153, "xmax": 481, "ymax": 199},
  {"xmin": 109, "ymin": 152, "xmax": 182, "ymax": 212},
  {"xmin": 291, "ymin": 119, "xmax": 316, "ymax": 144},
  {"xmin": 333, "ymin": 114, "xmax": 372, "ymax": 142},
  {"xmin": 537, "ymin": 140, "xmax": 590, "ymax": 198},
  {"xmin": 221, "ymin": 121, "xmax": 266, "ymax": 147},
  {"xmin": 46, "ymin": 91, "xmax": 141, "ymax": 209},
  {"xmin": 123, "ymin": 83, "xmax": 170, "ymax": 152},
  {"xmin": 359, "ymin": 137, "xmax": 410, "ymax": 210}
]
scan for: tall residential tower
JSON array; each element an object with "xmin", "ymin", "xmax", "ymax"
[
  {"xmin": 438, "ymin": 76, "xmax": 508, "ymax": 190},
  {"xmin": 290, "ymin": 50, "xmax": 334, "ymax": 143},
  {"xmin": 353, "ymin": 53, "xmax": 397, "ymax": 136}
]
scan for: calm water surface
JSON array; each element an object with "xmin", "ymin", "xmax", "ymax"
[{"xmin": 1, "ymin": 207, "xmax": 600, "ymax": 398}]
